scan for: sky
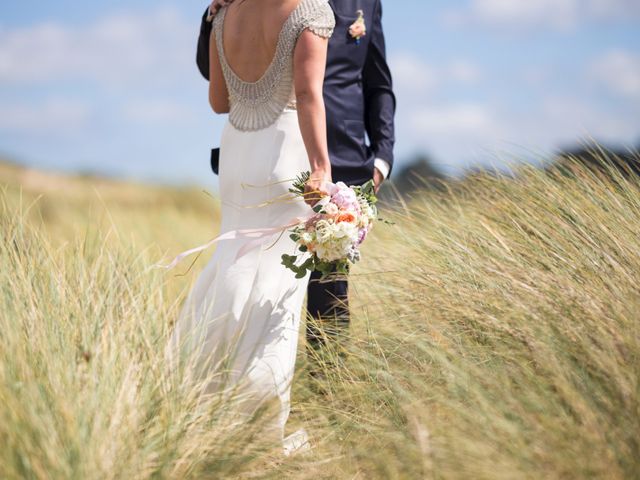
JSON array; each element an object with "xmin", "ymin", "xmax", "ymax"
[{"xmin": 1, "ymin": 0, "xmax": 639, "ymax": 187}]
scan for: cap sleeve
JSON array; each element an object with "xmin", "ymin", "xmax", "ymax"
[{"xmin": 299, "ymin": 1, "xmax": 335, "ymax": 39}]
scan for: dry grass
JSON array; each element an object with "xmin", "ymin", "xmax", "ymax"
[{"xmin": 1, "ymin": 153, "xmax": 639, "ymax": 479}]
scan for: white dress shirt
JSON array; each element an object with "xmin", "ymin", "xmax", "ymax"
[{"xmin": 374, "ymin": 158, "xmax": 391, "ymax": 180}]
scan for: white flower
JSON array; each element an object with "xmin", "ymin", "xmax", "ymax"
[
  {"xmin": 315, "ymin": 220, "xmax": 332, "ymax": 243},
  {"xmin": 335, "ymin": 221, "xmax": 359, "ymax": 241},
  {"xmin": 324, "ymin": 202, "xmax": 339, "ymax": 215},
  {"xmin": 315, "ymin": 195, "xmax": 331, "ymax": 210}
]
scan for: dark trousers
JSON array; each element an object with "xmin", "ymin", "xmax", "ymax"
[{"xmin": 305, "ymin": 269, "xmax": 350, "ymax": 350}]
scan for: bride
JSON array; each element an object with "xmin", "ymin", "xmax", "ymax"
[{"xmin": 168, "ymin": 0, "xmax": 335, "ymax": 454}]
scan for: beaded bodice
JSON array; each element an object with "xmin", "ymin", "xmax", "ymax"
[{"xmin": 213, "ymin": 0, "xmax": 335, "ymax": 132}]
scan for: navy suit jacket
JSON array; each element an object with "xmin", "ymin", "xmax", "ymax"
[{"xmin": 197, "ymin": 0, "xmax": 396, "ymax": 185}]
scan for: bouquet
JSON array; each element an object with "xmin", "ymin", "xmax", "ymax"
[{"xmin": 281, "ymin": 172, "xmax": 381, "ymax": 279}]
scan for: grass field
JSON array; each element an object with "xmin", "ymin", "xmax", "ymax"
[{"xmin": 1, "ymin": 154, "xmax": 639, "ymax": 479}]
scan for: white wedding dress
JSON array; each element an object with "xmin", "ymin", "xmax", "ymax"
[{"xmin": 168, "ymin": 0, "xmax": 335, "ymax": 453}]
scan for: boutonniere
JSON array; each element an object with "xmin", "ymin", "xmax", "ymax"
[{"xmin": 349, "ymin": 10, "xmax": 366, "ymax": 45}]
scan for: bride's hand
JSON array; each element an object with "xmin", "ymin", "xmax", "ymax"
[{"xmin": 304, "ymin": 170, "xmax": 332, "ymax": 207}]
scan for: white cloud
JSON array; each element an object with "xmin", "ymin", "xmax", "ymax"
[
  {"xmin": 123, "ymin": 99, "xmax": 197, "ymax": 124},
  {"xmin": 395, "ymin": 102, "xmax": 510, "ymax": 173},
  {"xmin": 0, "ymin": 7, "xmax": 194, "ymax": 87},
  {"xmin": 0, "ymin": 98, "xmax": 91, "ymax": 134},
  {"xmin": 590, "ymin": 50, "xmax": 640, "ymax": 100},
  {"xmin": 447, "ymin": 60, "xmax": 483, "ymax": 85},
  {"xmin": 395, "ymin": 92, "xmax": 638, "ymax": 175},
  {"xmin": 409, "ymin": 103, "xmax": 499, "ymax": 136},
  {"xmin": 473, "ymin": 0, "xmax": 577, "ymax": 30},
  {"xmin": 389, "ymin": 52, "xmax": 496, "ymax": 169},
  {"xmin": 443, "ymin": 0, "xmax": 640, "ymax": 31},
  {"xmin": 390, "ymin": 54, "xmax": 439, "ymax": 94},
  {"xmin": 587, "ymin": 0, "xmax": 640, "ymax": 19},
  {"xmin": 537, "ymin": 95, "xmax": 639, "ymax": 144},
  {"xmin": 441, "ymin": 0, "xmax": 579, "ymax": 31},
  {"xmin": 390, "ymin": 53, "xmax": 482, "ymax": 95}
]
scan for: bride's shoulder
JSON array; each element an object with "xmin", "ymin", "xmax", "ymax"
[{"xmin": 294, "ymin": 0, "xmax": 336, "ymax": 39}]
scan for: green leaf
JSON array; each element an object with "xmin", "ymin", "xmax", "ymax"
[
  {"xmin": 300, "ymin": 257, "xmax": 315, "ymax": 271},
  {"xmin": 281, "ymin": 254, "xmax": 297, "ymax": 270},
  {"xmin": 289, "ymin": 171, "xmax": 311, "ymax": 196}
]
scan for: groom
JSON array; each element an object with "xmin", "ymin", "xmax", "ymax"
[{"xmin": 197, "ymin": 0, "xmax": 396, "ymax": 355}]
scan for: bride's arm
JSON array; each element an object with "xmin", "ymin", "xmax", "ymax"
[
  {"xmin": 208, "ymin": 24, "xmax": 230, "ymax": 114},
  {"xmin": 293, "ymin": 29, "xmax": 332, "ymax": 205}
]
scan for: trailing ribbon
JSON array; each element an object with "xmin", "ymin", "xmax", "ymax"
[{"xmin": 157, "ymin": 214, "xmax": 312, "ymax": 271}]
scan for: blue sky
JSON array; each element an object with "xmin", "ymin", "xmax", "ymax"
[{"xmin": 1, "ymin": 0, "xmax": 639, "ymax": 186}]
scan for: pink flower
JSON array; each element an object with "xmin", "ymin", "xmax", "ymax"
[
  {"xmin": 357, "ymin": 228, "xmax": 368, "ymax": 245},
  {"xmin": 331, "ymin": 184, "xmax": 358, "ymax": 210},
  {"xmin": 326, "ymin": 181, "xmax": 345, "ymax": 196}
]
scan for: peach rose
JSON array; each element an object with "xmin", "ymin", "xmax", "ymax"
[{"xmin": 337, "ymin": 212, "xmax": 356, "ymax": 224}]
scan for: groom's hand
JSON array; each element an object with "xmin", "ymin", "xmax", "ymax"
[
  {"xmin": 373, "ymin": 167, "xmax": 384, "ymax": 194},
  {"xmin": 208, "ymin": 0, "xmax": 233, "ymax": 19}
]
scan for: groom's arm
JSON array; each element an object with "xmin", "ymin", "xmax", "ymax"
[
  {"xmin": 363, "ymin": 0, "xmax": 396, "ymax": 179},
  {"xmin": 197, "ymin": 1, "xmax": 235, "ymax": 81},
  {"xmin": 196, "ymin": 6, "xmax": 212, "ymax": 80}
]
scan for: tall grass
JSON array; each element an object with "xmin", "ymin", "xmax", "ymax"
[{"xmin": 1, "ymin": 154, "xmax": 639, "ymax": 479}]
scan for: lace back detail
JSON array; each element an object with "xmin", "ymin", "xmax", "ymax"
[{"xmin": 213, "ymin": 0, "xmax": 335, "ymax": 132}]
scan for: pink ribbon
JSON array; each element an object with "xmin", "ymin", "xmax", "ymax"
[{"xmin": 157, "ymin": 215, "xmax": 312, "ymax": 271}]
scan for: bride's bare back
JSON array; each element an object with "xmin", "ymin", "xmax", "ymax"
[
  {"xmin": 223, "ymin": 0, "xmax": 301, "ymax": 82},
  {"xmin": 208, "ymin": 0, "xmax": 335, "ymax": 199}
]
